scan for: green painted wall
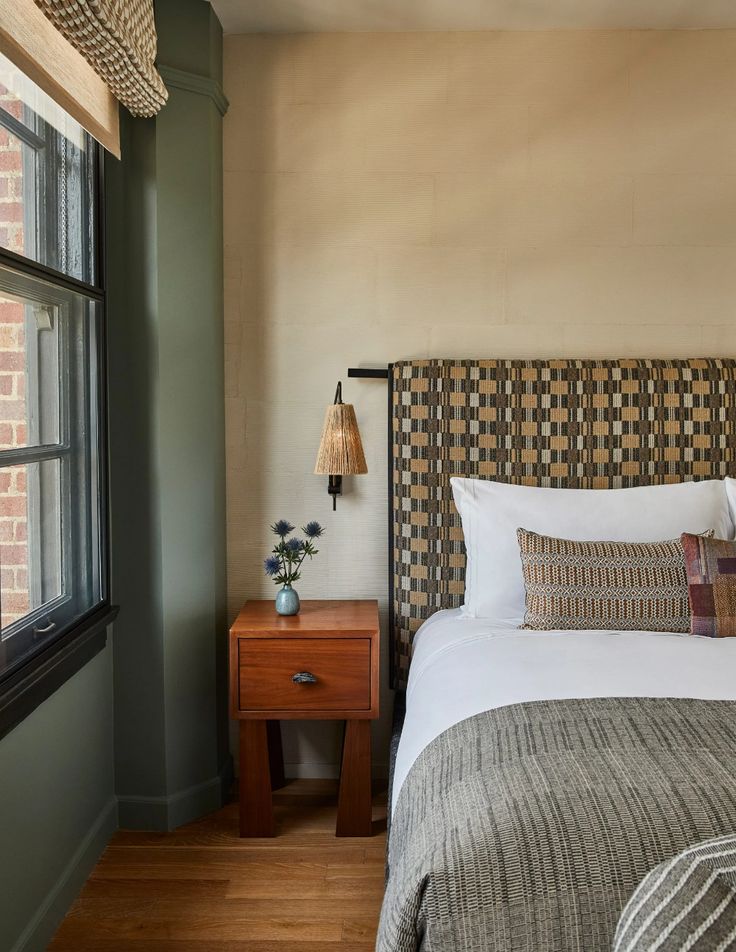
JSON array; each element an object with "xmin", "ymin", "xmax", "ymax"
[
  {"xmin": 107, "ymin": 0, "xmax": 229, "ymax": 828},
  {"xmin": 0, "ymin": 4, "xmax": 227, "ymax": 946},
  {"xmin": 156, "ymin": 83, "xmax": 228, "ymax": 801},
  {"xmin": 0, "ymin": 646, "xmax": 117, "ymax": 952},
  {"xmin": 107, "ymin": 113, "xmax": 169, "ymax": 810}
]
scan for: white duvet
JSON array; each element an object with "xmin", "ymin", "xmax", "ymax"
[{"xmin": 392, "ymin": 609, "xmax": 736, "ymax": 812}]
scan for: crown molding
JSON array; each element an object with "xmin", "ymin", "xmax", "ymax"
[{"xmin": 158, "ymin": 65, "xmax": 229, "ymax": 116}]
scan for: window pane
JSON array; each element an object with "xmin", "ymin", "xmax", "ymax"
[
  {"xmin": 0, "ymin": 459, "xmax": 61, "ymax": 631},
  {"xmin": 0, "ymin": 291, "xmax": 60, "ymax": 449},
  {"xmin": 0, "ymin": 53, "xmax": 97, "ymax": 286},
  {"xmin": 0, "ymin": 124, "xmax": 27, "ymax": 259}
]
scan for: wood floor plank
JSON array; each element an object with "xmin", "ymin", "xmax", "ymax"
[
  {"xmin": 52, "ymin": 917, "xmax": 347, "ymax": 942},
  {"xmin": 326, "ymin": 863, "xmax": 386, "ymax": 879},
  {"xmin": 82, "ymin": 878, "xmax": 229, "ymax": 899},
  {"xmin": 225, "ymin": 877, "xmax": 383, "ymax": 900},
  {"xmin": 66, "ymin": 897, "xmax": 384, "ymax": 921},
  {"xmin": 50, "ymin": 941, "xmax": 376, "ymax": 952},
  {"xmin": 49, "ymin": 779, "xmax": 387, "ymax": 951}
]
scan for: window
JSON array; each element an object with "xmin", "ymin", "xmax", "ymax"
[{"xmin": 0, "ymin": 52, "xmax": 111, "ymax": 704}]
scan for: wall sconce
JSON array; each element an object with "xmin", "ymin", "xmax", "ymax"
[{"xmin": 314, "ymin": 381, "xmax": 367, "ymax": 510}]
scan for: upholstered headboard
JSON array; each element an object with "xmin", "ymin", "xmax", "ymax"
[{"xmin": 389, "ymin": 358, "xmax": 736, "ymax": 690}]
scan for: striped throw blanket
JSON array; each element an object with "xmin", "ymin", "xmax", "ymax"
[
  {"xmin": 377, "ymin": 697, "xmax": 736, "ymax": 952},
  {"xmin": 614, "ymin": 833, "xmax": 736, "ymax": 951}
]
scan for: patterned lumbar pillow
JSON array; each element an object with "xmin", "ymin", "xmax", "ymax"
[
  {"xmin": 681, "ymin": 532, "xmax": 736, "ymax": 637},
  {"xmin": 517, "ymin": 528, "xmax": 697, "ymax": 632},
  {"xmin": 613, "ymin": 833, "xmax": 736, "ymax": 952}
]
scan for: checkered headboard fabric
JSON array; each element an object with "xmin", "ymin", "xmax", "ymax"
[{"xmin": 389, "ymin": 358, "xmax": 736, "ymax": 689}]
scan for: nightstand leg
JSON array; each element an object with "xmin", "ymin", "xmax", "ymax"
[
  {"xmin": 240, "ymin": 721, "xmax": 274, "ymax": 837},
  {"xmin": 267, "ymin": 720, "xmax": 286, "ymax": 791},
  {"xmin": 336, "ymin": 720, "xmax": 372, "ymax": 837}
]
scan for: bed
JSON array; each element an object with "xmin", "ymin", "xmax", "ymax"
[{"xmin": 378, "ymin": 359, "xmax": 736, "ymax": 952}]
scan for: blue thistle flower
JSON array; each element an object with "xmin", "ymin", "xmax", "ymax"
[
  {"xmin": 285, "ymin": 537, "xmax": 303, "ymax": 553},
  {"xmin": 271, "ymin": 519, "xmax": 295, "ymax": 537},
  {"xmin": 303, "ymin": 521, "xmax": 324, "ymax": 539},
  {"xmin": 264, "ymin": 556, "xmax": 281, "ymax": 576}
]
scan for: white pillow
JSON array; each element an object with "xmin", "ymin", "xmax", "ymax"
[
  {"xmin": 726, "ymin": 479, "xmax": 736, "ymax": 524},
  {"xmin": 451, "ymin": 476, "xmax": 736, "ymax": 624}
]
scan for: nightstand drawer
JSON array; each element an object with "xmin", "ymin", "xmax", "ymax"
[{"xmin": 238, "ymin": 638, "xmax": 371, "ymax": 713}]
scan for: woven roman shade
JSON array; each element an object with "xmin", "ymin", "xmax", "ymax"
[{"xmin": 33, "ymin": 0, "xmax": 167, "ymax": 117}]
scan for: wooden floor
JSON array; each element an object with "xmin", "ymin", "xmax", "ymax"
[{"xmin": 49, "ymin": 780, "xmax": 387, "ymax": 951}]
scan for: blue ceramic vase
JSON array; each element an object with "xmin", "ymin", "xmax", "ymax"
[{"xmin": 275, "ymin": 584, "xmax": 300, "ymax": 616}]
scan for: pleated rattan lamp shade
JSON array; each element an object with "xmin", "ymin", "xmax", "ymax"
[
  {"xmin": 315, "ymin": 402, "xmax": 367, "ymax": 476},
  {"xmin": 315, "ymin": 382, "xmax": 367, "ymax": 508}
]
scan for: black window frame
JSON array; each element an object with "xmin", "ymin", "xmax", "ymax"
[{"xmin": 0, "ymin": 98, "xmax": 117, "ymax": 742}]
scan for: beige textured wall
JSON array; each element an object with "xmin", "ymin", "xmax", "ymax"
[{"xmin": 223, "ymin": 30, "xmax": 736, "ymax": 775}]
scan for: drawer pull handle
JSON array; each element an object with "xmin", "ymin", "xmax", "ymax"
[{"xmin": 292, "ymin": 671, "xmax": 318, "ymax": 685}]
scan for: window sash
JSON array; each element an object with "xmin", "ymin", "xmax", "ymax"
[
  {"xmin": 0, "ymin": 266, "xmax": 106, "ymax": 680},
  {"xmin": 0, "ymin": 79, "xmax": 100, "ymax": 289}
]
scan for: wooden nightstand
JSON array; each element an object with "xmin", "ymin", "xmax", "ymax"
[{"xmin": 229, "ymin": 599, "xmax": 380, "ymax": 838}]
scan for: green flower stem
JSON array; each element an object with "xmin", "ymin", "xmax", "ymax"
[{"xmin": 265, "ymin": 522, "xmax": 323, "ymax": 587}]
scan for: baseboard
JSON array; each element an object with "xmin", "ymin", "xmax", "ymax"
[
  {"xmin": 10, "ymin": 796, "xmax": 118, "ymax": 952},
  {"xmin": 117, "ymin": 755, "xmax": 234, "ymax": 831},
  {"xmin": 284, "ymin": 761, "xmax": 389, "ymax": 781}
]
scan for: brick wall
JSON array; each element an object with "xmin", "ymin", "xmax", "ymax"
[{"xmin": 0, "ymin": 84, "xmax": 29, "ymax": 629}]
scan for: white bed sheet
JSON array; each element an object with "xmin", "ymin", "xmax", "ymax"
[{"xmin": 392, "ymin": 609, "xmax": 736, "ymax": 812}]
